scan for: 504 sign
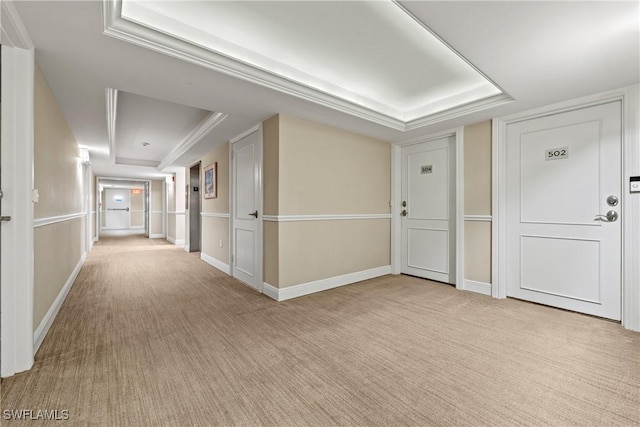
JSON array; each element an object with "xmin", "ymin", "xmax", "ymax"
[{"xmin": 545, "ymin": 147, "xmax": 568, "ymax": 161}]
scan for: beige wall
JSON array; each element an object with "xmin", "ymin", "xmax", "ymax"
[
  {"xmin": 264, "ymin": 114, "xmax": 391, "ymax": 288},
  {"xmin": 200, "ymin": 143, "xmax": 230, "ymax": 264},
  {"xmin": 91, "ymin": 173, "xmax": 96, "ymax": 242},
  {"xmin": 150, "ymin": 180, "xmax": 164, "ymax": 236},
  {"xmin": 130, "ymin": 190, "xmax": 144, "ymax": 227},
  {"xmin": 463, "ymin": 120, "xmax": 492, "ymax": 283},
  {"xmin": 33, "ymin": 65, "xmax": 84, "ymax": 330},
  {"xmin": 166, "ymin": 177, "xmax": 177, "ymax": 240}
]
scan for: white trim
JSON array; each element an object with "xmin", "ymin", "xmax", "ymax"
[
  {"xmin": 464, "ymin": 215, "xmax": 493, "ymax": 222},
  {"xmin": 391, "ymin": 143, "xmax": 402, "ymax": 274},
  {"xmin": 463, "ymin": 280, "xmax": 492, "ymax": 296},
  {"xmin": 34, "ymin": 213, "xmax": 85, "ymax": 228},
  {"xmin": 201, "ymin": 212, "xmax": 230, "ymax": 218},
  {"xmin": 494, "ymin": 84, "xmax": 640, "ymax": 330},
  {"xmin": 200, "ymin": 253, "xmax": 231, "ymax": 275},
  {"xmin": 229, "ymin": 124, "xmax": 260, "ymax": 144},
  {"xmin": 168, "ymin": 211, "xmax": 186, "ymax": 215},
  {"xmin": 150, "ymin": 210, "xmax": 163, "ymax": 215},
  {"xmin": 166, "ymin": 236, "xmax": 185, "ymax": 246},
  {"xmin": 263, "ymin": 266, "xmax": 391, "ymax": 302},
  {"xmin": 262, "ymin": 214, "xmax": 391, "ymax": 222},
  {"xmin": 158, "ymin": 112, "xmax": 228, "ymax": 171},
  {"xmin": 392, "ymin": 128, "xmax": 464, "ymax": 286},
  {"xmin": 149, "ymin": 233, "xmax": 164, "ymax": 239},
  {"xmin": 33, "ymin": 254, "xmax": 86, "ymax": 353},
  {"xmin": 262, "ymin": 283, "xmax": 279, "ymax": 301},
  {"xmin": 230, "ymin": 124, "xmax": 263, "ymax": 292},
  {"xmin": 102, "ymin": 1, "xmax": 511, "ymax": 131},
  {"xmin": 105, "ymin": 88, "xmax": 118, "ymax": 166},
  {"xmin": 0, "ymin": 1, "xmax": 34, "ymax": 49},
  {"xmin": 1, "ymin": 45, "xmax": 35, "ymax": 378},
  {"xmin": 455, "ymin": 127, "xmax": 464, "ymax": 289}
]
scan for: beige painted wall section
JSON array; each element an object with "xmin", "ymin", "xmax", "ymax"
[
  {"xmin": 34, "ymin": 219, "xmax": 82, "ymax": 326},
  {"xmin": 175, "ymin": 170, "xmax": 186, "ymax": 243},
  {"xmin": 278, "ymin": 220, "xmax": 390, "ymax": 287},
  {"xmin": 199, "ymin": 143, "xmax": 230, "ymax": 264},
  {"xmin": 91, "ymin": 173, "xmax": 96, "ymax": 241},
  {"xmin": 263, "ymin": 115, "xmax": 279, "ymax": 216},
  {"xmin": 464, "ymin": 120, "xmax": 492, "ymax": 283},
  {"xmin": 267, "ymin": 115, "xmax": 391, "ymax": 288},
  {"xmin": 166, "ymin": 178, "xmax": 177, "ymax": 240},
  {"xmin": 464, "ymin": 121, "xmax": 492, "ymax": 215},
  {"xmin": 33, "ymin": 65, "xmax": 84, "ymax": 330},
  {"xmin": 279, "ymin": 115, "xmax": 391, "ymax": 214},
  {"xmin": 150, "ymin": 180, "xmax": 164, "ymax": 236},
  {"xmin": 130, "ymin": 190, "xmax": 144, "ymax": 227}
]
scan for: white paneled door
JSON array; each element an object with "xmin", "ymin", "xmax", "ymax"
[
  {"xmin": 105, "ymin": 188, "xmax": 130, "ymax": 230},
  {"xmin": 506, "ymin": 101, "xmax": 621, "ymax": 320},
  {"xmin": 401, "ymin": 136, "xmax": 456, "ymax": 283},
  {"xmin": 231, "ymin": 129, "xmax": 262, "ymax": 292}
]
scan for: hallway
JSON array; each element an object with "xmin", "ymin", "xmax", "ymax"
[{"xmin": 2, "ymin": 236, "xmax": 639, "ymax": 425}]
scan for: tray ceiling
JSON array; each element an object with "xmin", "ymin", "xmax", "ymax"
[{"xmin": 107, "ymin": 0, "xmax": 511, "ymax": 130}]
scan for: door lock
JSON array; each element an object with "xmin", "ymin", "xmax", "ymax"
[
  {"xmin": 606, "ymin": 195, "xmax": 619, "ymax": 207},
  {"xmin": 595, "ymin": 210, "xmax": 618, "ymax": 222}
]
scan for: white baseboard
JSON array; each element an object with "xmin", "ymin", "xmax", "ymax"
[
  {"xmin": 166, "ymin": 236, "xmax": 185, "ymax": 246},
  {"xmin": 263, "ymin": 265, "xmax": 391, "ymax": 302},
  {"xmin": 149, "ymin": 233, "xmax": 164, "ymax": 239},
  {"xmin": 34, "ymin": 253, "xmax": 87, "ymax": 353},
  {"xmin": 184, "ymin": 244, "xmax": 189, "ymax": 252},
  {"xmin": 463, "ymin": 279, "xmax": 492, "ymax": 296},
  {"xmin": 200, "ymin": 252, "xmax": 230, "ymax": 275}
]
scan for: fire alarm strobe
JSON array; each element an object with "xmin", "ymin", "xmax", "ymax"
[{"xmin": 631, "ymin": 176, "xmax": 640, "ymax": 193}]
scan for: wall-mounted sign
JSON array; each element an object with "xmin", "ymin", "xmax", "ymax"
[
  {"xmin": 545, "ymin": 147, "xmax": 568, "ymax": 160},
  {"xmin": 421, "ymin": 165, "xmax": 433, "ymax": 174}
]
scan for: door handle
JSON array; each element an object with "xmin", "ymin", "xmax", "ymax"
[
  {"xmin": 595, "ymin": 210, "xmax": 618, "ymax": 222},
  {"xmin": 0, "ymin": 216, "xmax": 11, "ymax": 222},
  {"xmin": 401, "ymin": 210, "xmax": 408, "ymax": 217},
  {"xmin": 248, "ymin": 210, "xmax": 259, "ymax": 218}
]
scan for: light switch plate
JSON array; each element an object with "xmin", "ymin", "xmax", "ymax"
[{"xmin": 32, "ymin": 189, "xmax": 40, "ymax": 203}]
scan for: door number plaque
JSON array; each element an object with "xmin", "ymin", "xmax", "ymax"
[
  {"xmin": 421, "ymin": 165, "xmax": 433, "ymax": 174},
  {"xmin": 545, "ymin": 147, "xmax": 568, "ymax": 160}
]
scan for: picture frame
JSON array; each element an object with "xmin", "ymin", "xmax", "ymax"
[{"xmin": 203, "ymin": 163, "xmax": 217, "ymax": 199}]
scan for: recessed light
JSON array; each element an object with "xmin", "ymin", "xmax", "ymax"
[{"xmin": 141, "ymin": 142, "xmax": 151, "ymax": 147}]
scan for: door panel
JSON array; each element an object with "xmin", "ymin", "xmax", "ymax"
[
  {"xmin": 506, "ymin": 101, "xmax": 621, "ymax": 319},
  {"xmin": 104, "ymin": 188, "xmax": 130, "ymax": 229},
  {"xmin": 232, "ymin": 129, "xmax": 262, "ymax": 291},
  {"xmin": 401, "ymin": 136, "xmax": 456, "ymax": 283}
]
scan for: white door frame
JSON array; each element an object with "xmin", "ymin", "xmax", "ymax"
[
  {"xmin": 95, "ymin": 177, "xmax": 152, "ymax": 239},
  {"xmin": 392, "ymin": 127, "xmax": 465, "ymax": 290},
  {"xmin": 493, "ymin": 84, "xmax": 640, "ymax": 331},
  {"xmin": 0, "ymin": 1, "xmax": 35, "ymax": 377},
  {"xmin": 229, "ymin": 124, "xmax": 264, "ymax": 293}
]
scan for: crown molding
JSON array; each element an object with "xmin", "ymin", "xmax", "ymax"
[
  {"xmin": 115, "ymin": 157, "xmax": 160, "ymax": 168},
  {"xmin": 105, "ymin": 88, "xmax": 118, "ymax": 166},
  {"xmin": 102, "ymin": 0, "xmax": 510, "ymax": 132},
  {"xmin": 0, "ymin": 1, "xmax": 34, "ymax": 49},
  {"xmin": 158, "ymin": 112, "xmax": 228, "ymax": 171}
]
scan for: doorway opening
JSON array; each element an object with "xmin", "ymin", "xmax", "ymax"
[
  {"xmin": 188, "ymin": 162, "xmax": 201, "ymax": 252},
  {"xmin": 96, "ymin": 178, "xmax": 150, "ymax": 239}
]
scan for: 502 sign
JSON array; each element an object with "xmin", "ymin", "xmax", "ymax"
[{"xmin": 545, "ymin": 147, "xmax": 568, "ymax": 161}]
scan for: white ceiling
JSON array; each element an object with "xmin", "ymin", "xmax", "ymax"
[
  {"xmin": 9, "ymin": 1, "xmax": 639, "ymax": 181},
  {"xmin": 114, "ymin": 91, "xmax": 210, "ymax": 167}
]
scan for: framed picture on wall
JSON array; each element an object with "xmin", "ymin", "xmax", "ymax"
[{"xmin": 203, "ymin": 163, "xmax": 217, "ymax": 199}]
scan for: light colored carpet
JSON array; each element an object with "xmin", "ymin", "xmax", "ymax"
[{"xmin": 2, "ymin": 235, "xmax": 639, "ymax": 426}]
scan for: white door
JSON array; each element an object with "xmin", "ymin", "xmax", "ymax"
[
  {"xmin": 231, "ymin": 129, "xmax": 262, "ymax": 292},
  {"xmin": 401, "ymin": 136, "xmax": 456, "ymax": 283},
  {"xmin": 506, "ymin": 101, "xmax": 621, "ymax": 320},
  {"xmin": 105, "ymin": 188, "xmax": 130, "ymax": 230}
]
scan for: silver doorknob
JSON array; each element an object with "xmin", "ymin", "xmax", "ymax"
[
  {"xmin": 248, "ymin": 210, "xmax": 258, "ymax": 218},
  {"xmin": 595, "ymin": 210, "xmax": 618, "ymax": 222},
  {"xmin": 606, "ymin": 195, "xmax": 619, "ymax": 207}
]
